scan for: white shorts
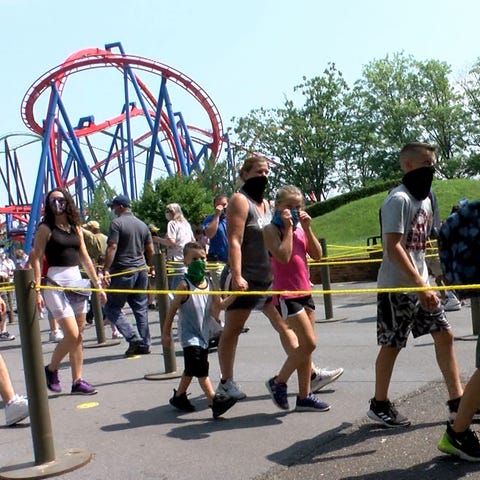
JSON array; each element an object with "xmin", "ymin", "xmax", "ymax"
[{"xmin": 44, "ymin": 266, "xmax": 88, "ymax": 320}]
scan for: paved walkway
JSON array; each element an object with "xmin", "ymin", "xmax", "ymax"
[{"xmin": 1, "ymin": 281, "xmax": 480, "ymax": 479}]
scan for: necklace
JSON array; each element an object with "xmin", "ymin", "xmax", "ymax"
[{"xmin": 56, "ymin": 223, "xmax": 71, "ymax": 233}]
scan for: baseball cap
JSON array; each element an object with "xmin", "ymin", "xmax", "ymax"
[
  {"xmin": 87, "ymin": 220, "xmax": 100, "ymax": 230},
  {"xmin": 108, "ymin": 194, "xmax": 131, "ymax": 208}
]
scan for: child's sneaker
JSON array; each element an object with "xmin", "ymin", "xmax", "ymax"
[
  {"xmin": 71, "ymin": 379, "xmax": 97, "ymax": 395},
  {"xmin": 265, "ymin": 377, "xmax": 289, "ymax": 410},
  {"xmin": 310, "ymin": 367, "xmax": 344, "ymax": 392},
  {"xmin": 169, "ymin": 389, "xmax": 196, "ymax": 412},
  {"xmin": 295, "ymin": 392, "xmax": 330, "ymax": 412},
  {"xmin": 211, "ymin": 393, "xmax": 237, "ymax": 419},
  {"xmin": 438, "ymin": 423, "xmax": 480, "ymax": 461},
  {"xmin": 367, "ymin": 398, "xmax": 411, "ymax": 428},
  {"xmin": 45, "ymin": 365, "xmax": 61, "ymax": 393},
  {"xmin": 5, "ymin": 394, "xmax": 29, "ymax": 426}
]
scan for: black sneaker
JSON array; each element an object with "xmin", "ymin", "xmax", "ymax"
[
  {"xmin": 265, "ymin": 377, "xmax": 289, "ymax": 410},
  {"xmin": 438, "ymin": 423, "xmax": 480, "ymax": 461},
  {"xmin": 447, "ymin": 397, "xmax": 480, "ymax": 423},
  {"xmin": 169, "ymin": 389, "xmax": 196, "ymax": 412},
  {"xmin": 367, "ymin": 398, "xmax": 411, "ymax": 428},
  {"xmin": 125, "ymin": 342, "xmax": 151, "ymax": 357},
  {"xmin": 211, "ymin": 393, "xmax": 237, "ymax": 419}
]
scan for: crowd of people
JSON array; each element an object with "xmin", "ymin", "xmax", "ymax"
[{"xmin": 1, "ymin": 142, "xmax": 480, "ymax": 464}]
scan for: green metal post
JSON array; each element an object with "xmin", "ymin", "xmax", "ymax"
[
  {"xmin": 91, "ymin": 290, "xmax": 106, "ymax": 344},
  {"xmin": 320, "ymin": 238, "xmax": 333, "ymax": 320},
  {"xmin": 14, "ymin": 268, "xmax": 56, "ymax": 464},
  {"xmin": 154, "ymin": 252, "xmax": 177, "ymax": 373}
]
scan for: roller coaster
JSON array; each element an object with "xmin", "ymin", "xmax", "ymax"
[{"xmin": 0, "ymin": 42, "xmax": 228, "ymax": 251}]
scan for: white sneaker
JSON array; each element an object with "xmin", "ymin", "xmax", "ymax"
[
  {"xmin": 5, "ymin": 394, "xmax": 29, "ymax": 426},
  {"xmin": 216, "ymin": 378, "xmax": 247, "ymax": 400},
  {"xmin": 49, "ymin": 329, "xmax": 64, "ymax": 343},
  {"xmin": 112, "ymin": 330, "xmax": 123, "ymax": 339},
  {"xmin": 311, "ymin": 367, "xmax": 344, "ymax": 392},
  {"xmin": 443, "ymin": 294, "xmax": 462, "ymax": 312}
]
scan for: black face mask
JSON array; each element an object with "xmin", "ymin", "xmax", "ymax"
[
  {"xmin": 402, "ymin": 166, "xmax": 435, "ymax": 201},
  {"xmin": 241, "ymin": 176, "xmax": 268, "ymax": 203}
]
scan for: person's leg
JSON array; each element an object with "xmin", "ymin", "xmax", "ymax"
[
  {"xmin": 217, "ymin": 309, "xmax": 251, "ymax": 381},
  {"xmin": 453, "ymin": 369, "xmax": 480, "ymax": 432},
  {"xmin": 199, "ymin": 376, "xmax": 216, "ymax": 401},
  {"xmin": 49, "ymin": 315, "xmax": 79, "ymax": 372},
  {"xmin": 104, "ymin": 275, "xmax": 139, "ymax": 342},
  {"xmin": 0, "ymin": 353, "xmax": 29, "ymax": 426},
  {"xmin": 374, "ymin": 345, "xmax": 402, "ymax": 401},
  {"xmin": 68, "ymin": 312, "xmax": 86, "ymax": 383},
  {"xmin": 263, "ymin": 302, "xmax": 298, "ymax": 356},
  {"xmin": 431, "ymin": 329, "xmax": 463, "ymax": 400},
  {"xmin": 175, "ymin": 374, "xmax": 193, "ymax": 396},
  {"xmin": 127, "ymin": 270, "xmax": 150, "ymax": 347},
  {"xmin": 0, "ymin": 354, "xmax": 15, "ymax": 403},
  {"xmin": 276, "ymin": 310, "xmax": 316, "ymax": 399}
]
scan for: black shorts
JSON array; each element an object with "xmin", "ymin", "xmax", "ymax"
[
  {"xmin": 183, "ymin": 345, "xmax": 209, "ymax": 378},
  {"xmin": 221, "ymin": 266, "xmax": 272, "ymax": 311},
  {"xmin": 275, "ymin": 295, "xmax": 315, "ymax": 319}
]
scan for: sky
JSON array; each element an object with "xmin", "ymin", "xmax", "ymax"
[{"xmin": 0, "ymin": 0, "xmax": 479, "ymax": 200}]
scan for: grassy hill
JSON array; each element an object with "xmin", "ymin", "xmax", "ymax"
[{"xmin": 310, "ymin": 179, "xmax": 480, "ymax": 247}]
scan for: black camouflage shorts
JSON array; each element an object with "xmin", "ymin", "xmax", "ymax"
[{"xmin": 377, "ymin": 292, "xmax": 451, "ymax": 348}]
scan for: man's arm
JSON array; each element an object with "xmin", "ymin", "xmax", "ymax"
[
  {"xmin": 384, "ymin": 232, "xmax": 440, "ymax": 311},
  {"xmin": 144, "ymin": 241, "xmax": 154, "ymax": 266},
  {"xmin": 204, "ymin": 206, "xmax": 223, "ymax": 239}
]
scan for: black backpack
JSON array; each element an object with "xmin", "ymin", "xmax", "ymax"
[{"xmin": 438, "ymin": 200, "xmax": 480, "ymax": 298}]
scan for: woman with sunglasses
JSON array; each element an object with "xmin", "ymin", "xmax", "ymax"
[{"xmin": 30, "ymin": 188, "xmax": 106, "ymax": 395}]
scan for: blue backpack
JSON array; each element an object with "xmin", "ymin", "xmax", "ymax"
[{"xmin": 438, "ymin": 200, "xmax": 480, "ymax": 298}]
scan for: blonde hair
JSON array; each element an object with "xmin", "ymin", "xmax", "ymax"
[
  {"xmin": 239, "ymin": 155, "xmax": 268, "ymax": 180},
  {"xmin": 166, "ymin": 203, "xmax": 185, "ymax": 221},
  {"xmin": 274, "ymin": 185, "xmax": 304, "ymax": 208}
]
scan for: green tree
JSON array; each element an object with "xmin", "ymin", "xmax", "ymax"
[
  {"xmin": 84, "ymin": 182, "xmax": 117, "ymax": 234},
  {"xmin": 232, "ymin": 63, "xmax": 350, "ymax": 200},
  {"xmin": 133, "ymin": 175, "xmax": 213, "ymax": 232}
]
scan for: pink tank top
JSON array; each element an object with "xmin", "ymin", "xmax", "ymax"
[{"xmin": 271, "ymin": 227, "xmax": 311, "ymax": 298}]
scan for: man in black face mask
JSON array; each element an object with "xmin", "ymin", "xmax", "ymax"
[{"xmin": 367, "ymin": 142, "xmax": 464, "ymax": 429}]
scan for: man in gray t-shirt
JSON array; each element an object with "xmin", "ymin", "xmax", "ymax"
[
  {"xmin": 103, "ymin": 195, "xmax": 154, "ymax": 357},
  {"xmin": 367, "ymin": 142, "xmax": 463, "ymax": 430}
]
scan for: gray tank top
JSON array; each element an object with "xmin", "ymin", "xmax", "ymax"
[{"xmin": 239, "ymin": 189, "xmax": 272, "ymax": 284}]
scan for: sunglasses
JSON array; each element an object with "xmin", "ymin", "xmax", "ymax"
[{"xmin": 49, "ymin": 197, "xmax": 66, "ymax": 206}]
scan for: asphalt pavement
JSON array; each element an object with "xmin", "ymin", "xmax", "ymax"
[{"xmin": 1, "ymin": 281, "xmax": 480, "ymax": 480}]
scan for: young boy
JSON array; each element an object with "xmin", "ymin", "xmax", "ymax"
[{"xmin": 162, "ymin": 242, "xmax": 236, "ymax": 419}]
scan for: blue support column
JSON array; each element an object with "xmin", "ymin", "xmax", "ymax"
[
  {"xmin": 24, "ymin": 87, "xmax": 59, "ymax": 253},
  {"xmin": 175, "ymin": 111, "xmax": 198, "ymax": 174},
  {"xmin": 122, "ymin": 71, "xmax": 136, "ymax": 199},
  {"xmin": 145, "ymin": 76, "xmax": 172, "ymax": 179},
  {"xmin": 54, "ymin": 86, "xmax": 95, "ymax": 191},
  {"xmin": 163, "ymin": 86, "xmax": 187, "ymax": 175}
]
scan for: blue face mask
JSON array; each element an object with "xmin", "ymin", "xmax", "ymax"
[{"xmin": 271, "ymin": 210, "xmax": 299, "ymax": 229}]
